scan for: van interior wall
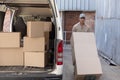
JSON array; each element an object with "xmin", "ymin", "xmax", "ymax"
[
  {"xmin": 19, "ymin": 7, "xmax": 53, "ymax": 16},
  {"xmin": 0, "ymin": 12, "xmax": 5, "ymax": 31}
]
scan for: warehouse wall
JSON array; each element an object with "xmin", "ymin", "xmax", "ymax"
[
  {"xmin": 55, "ymin": 0, "xmax": 96, "ymax": 11},
  {"xmin": 55, "ymin": 0, "xmax": 96, "ymax": 44},
  {"xmin": 95, "ymin": 0, "xmax": 120, "ymax": 65},
  {"xmin": 64, "ymin": 11, "xmax": 95, "ymax": 44}
]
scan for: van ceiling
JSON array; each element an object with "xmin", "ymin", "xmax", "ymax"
[
  {"xmin": 19, "ymin": 7, "xmax": 53, "ymax": 16},
  {"xmin": 0, "ymin": 0, "xmax": 49, "ymax": 4},
  {"xmin": 0, "ymin": 0, "xmax": 53, "ymax": 16}
]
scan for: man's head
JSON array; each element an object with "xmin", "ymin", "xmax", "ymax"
[{"xmin": 79, "ymin": 13, "xmax": 85, "ymax": 25}]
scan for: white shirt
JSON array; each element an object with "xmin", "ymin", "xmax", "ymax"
[{"xmin": 72, "ymin": 22, "xmax": 90, "ymax": 32}]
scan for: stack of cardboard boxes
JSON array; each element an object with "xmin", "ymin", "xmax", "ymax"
[
  {"xmin": 0, "ymin": 32, "xmax": 23, "ymax": 66},
  {"xmin": 0, "ymin": 21, "xmax": 52, "ymax": 68},
  {"xmin": 24, "ymin": 21, "xmax": 52, "ymax": 67}
]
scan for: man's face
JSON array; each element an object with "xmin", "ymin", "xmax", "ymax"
[{"xmin": 79, "ymin": 17, "xmax": 85, "ymax": 24}]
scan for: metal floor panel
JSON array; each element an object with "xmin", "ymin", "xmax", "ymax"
[{"xmin": 0, "ymin": 66, "xmax": 51, "ymax": 72}]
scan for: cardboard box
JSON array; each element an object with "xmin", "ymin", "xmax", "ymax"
[
  {"xmin": 43, "ymin": 22, "xmax": 52, "ymax": 32},
  {"xmin": 24, "ymin": 52, "xmax": 47, "ymax": 67},
  {"xmin": 27, "ymin": 21, "xmax": 44, "ymax": 37},
  {"xmin": 45, "ymin": 32, "xmax": 49, "ymax": 43},
  {"xmin": 0, "ymin": 32, "xmax": 20, "ymax": 48},
  {"xmin": 0, "ymin": 48, "xmax": 23, "ymax": 66},
  {"xmin": 71, "ymin": 32, "xmax": 102, "ymax": 80},
  {"xmin": 23, "ymin": 37, "xmax": 45, "ymax": 51},
  {"xmin": 27, "ymin": 22, "xmax": 52, "ymax": 37}
]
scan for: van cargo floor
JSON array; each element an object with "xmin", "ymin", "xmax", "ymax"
[{"xmin": 0, "ymin": 66, "xmax": 52, "ymax": 72}]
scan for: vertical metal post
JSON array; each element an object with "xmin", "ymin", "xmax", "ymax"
[{"xmin": 65, "ymin": 31, "xmax": 67, "ymax": 45}]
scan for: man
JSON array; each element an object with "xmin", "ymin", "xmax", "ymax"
[
  {"xmin": 71, "ymin": 13, "xmax": 90, "ymax": 66},
  {"xmin": 71, "ymin": 13, "xmax": 90, "ymax": 43},
  {"xmin": 72, "ymin": 13, "xmax": 90, "ymax": 32}
]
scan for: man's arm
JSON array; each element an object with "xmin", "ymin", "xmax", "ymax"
[
  {"xmin": 85, "ymin": 24, "xmax": 91, "ymax": 32},
  {"xmin": 72, "ymin": 26, "xmax": 77, "ymax": 32}
]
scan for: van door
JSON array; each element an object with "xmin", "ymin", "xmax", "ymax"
[
  {"xmin": 49, "ymin": 0, "xmax": 63, "ymax": 40},
  {"xmin": 49, "ymin": 0, "xmax": 64, "ymax": 71}
]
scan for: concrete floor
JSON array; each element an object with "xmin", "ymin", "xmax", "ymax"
[
  {"xmin": 63, "ymin": 49, "xmax": 74, "ymax": 80},
  {"xmin": 63, "ymin": 46, "xmax": 120, "ymax": 80}
]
